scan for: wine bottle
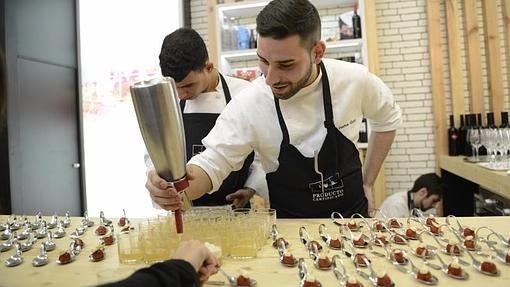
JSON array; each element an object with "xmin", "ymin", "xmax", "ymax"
[
  {"xmin": 249, "ymin": 29, "xmax": 257, "ymax": 49},
  {"xmin": 464, "ymin": 114, "xmax": 474, "ymax": 156},
  {"xmin": 459, "ymin": 114, "xmax": 467, "ymax": 156},
  {"xmin": 352, "ymin": 4, "xmax": 362, "ymax": 39},
  {"xmin": 448, "ymin": 115, "xmax": 459, "ymax": 156},
  {"xmin": 476, "ymin": 113, "xmax": 483, "ymax": 128},
  {"xmin": 486, "ymin": 112, "xmax": 496, "ymax": 128},
  {"xmin": 500, "ymin": 111, "xmax": 509, "ymax": 128}
]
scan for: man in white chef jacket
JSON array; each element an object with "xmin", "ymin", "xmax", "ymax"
[
  {"xmin": 376, "ymin": 173, "xmax": 443, "ymax": 218},
  {"xmin": 146, "ymin": 0, "xmax": 401, "ymax": 218}
]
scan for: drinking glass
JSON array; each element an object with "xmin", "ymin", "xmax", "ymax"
[
  {"xmin": 253, "ymin": 208, "xmax": 276, "ymax": 239},
  {"xmin": 492, "ymin": 128, "xmax": 510, "ymax": 169},
  {"xmin": 495, "ymin": 128, "xmax": 505, "ymax": 168},
  {"xmin": 481, "ymin": 128, "xmax": 496, "ymax": 168},
  {"xmin": 467, "ymin": 127, "xmax": 481, "ymax": 161},
  {"xmin": 487, "ymin": 128, "xmax": 498, "ymax": 168},
  {"xmin": 117, "ymin": 230, "xmax": 144, "ymax": 264},
  {"xmin": 230, "ymin": 208, "xmax": 258, "ymax": 258},
  {"xmin": 502, "ymin": 128, "xmax": 510, "ymax": 168},
  {"xmin": 138, "ymin": 217, "xmax": 179, "ymax": 264},
  {"xmin": 141, "ymin": 228, "xmax": 176, "ymax": 264}
]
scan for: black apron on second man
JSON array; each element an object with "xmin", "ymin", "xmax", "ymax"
[
  {"xmin": 266, "ymin": 62, "xmax": 368, "ymax": 218},
  {"xmin": 180, "ymin": 74, "xmax": 254, "ymax": 206}
]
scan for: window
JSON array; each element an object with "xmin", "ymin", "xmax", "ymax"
[{"xmin": 78, "ymin": 0, "xmax": 182, "ymax": 217}]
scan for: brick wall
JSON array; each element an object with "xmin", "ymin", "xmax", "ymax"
[
  {"xmin": 190, "ymin": 0, "xmax": 510, "ymax": 199},
  {"xmin": 190, "ymin": 0, "xmax": 209, "ymax": 43},
  {"xmin": 376, "ymin": 0, "xmax": 437, "ymax": 194}
]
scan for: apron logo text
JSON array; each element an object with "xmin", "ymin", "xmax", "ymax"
[
  {"xmin": 192, "ymin": 144, "xmax": 206, "ymax": 156},
  {"xmin": 308, "ymin": 173, "xmax": 344, "ymax": 202}
]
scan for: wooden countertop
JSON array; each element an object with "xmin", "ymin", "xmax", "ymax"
[
  {"xmin": 440, "ymin": 155, "xmax": 510, "ymax": 200},
  {"xmin": 1, "ymin": 216, "xmax": 509, "ymax": 287}
]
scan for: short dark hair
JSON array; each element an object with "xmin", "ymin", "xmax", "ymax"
[
  {"xmin": 410, "ymin": 173, "xmax": 443, "ymax": 198},
  {"xmin": 256, "ymin": 0, "xmax": 321, "ymax": 49},
  {"xmin": 159, "ymin": 28, "xmax": 208, "ymax": 82}
]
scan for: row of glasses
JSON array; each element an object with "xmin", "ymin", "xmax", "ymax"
[
  {"xmin": 467, "ymin": 127, "xmax": 510, "ymax": 169},
  {"xmin": 116, "ymin": 215, "xmax": 181, "ymax": 265},
  {"xmin": 181, "ymin": 206, "xmax": 276, "ymax": 259},
  {"xmin": 116, "ymin": 207, "xmax": 277, "ymax": 265}
]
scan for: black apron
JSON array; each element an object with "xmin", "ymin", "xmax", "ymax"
[
  {"xmin": 266, "ymin": 62, "xmax": 367, "ymax": 218},
  {"xmin": 180, "ymin": 74, "xmax": 254, "ymax": 206}
]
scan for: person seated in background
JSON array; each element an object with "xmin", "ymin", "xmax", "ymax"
[
  {"xmin": 376, "ymin": 173, "xmax": 443, "ymax": 218},
  {"xmin": 99, "ymin": 240, "xmax": 219, "ymax": 287},
  {"xmin": 146, "ymin": 27, "xmax": 268, "ymax": 209}
]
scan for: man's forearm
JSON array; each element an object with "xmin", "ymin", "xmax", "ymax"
[
  {"xmin": 362, "ymin": 130, "xmax": 396, "ymax": 187},
  {"xmin": 184, "ymin": 164, "xmax": 213, "ymax": 200}
]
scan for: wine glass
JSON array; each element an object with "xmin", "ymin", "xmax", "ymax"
[
  {"xmin": 495, "ymin": 128, "xmax": 507, "ymax": 168},
  {"xmin": 498, "ymin": 128, "xmax": 510, "ymax": 169},
  {"xmin": 483, "ymin": 128, "xmax": 498, "ymax": 168},
  {"xmin": 467, "ymin": 127, "xmax": 481, "ymax": 161}
]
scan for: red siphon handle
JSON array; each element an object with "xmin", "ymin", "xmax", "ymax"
[{"xmin": 172, "ymin": 176, "xmax": 189, "ymax": 234}]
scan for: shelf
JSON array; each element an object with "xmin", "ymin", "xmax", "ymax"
[
  {"xmin": 218, "ymin": 0, "xmax": 358, "ymax": 19},
  {"xmin": 440, "ymin": 155, "xmax": 510, "ymax": 200},
  {"xmin": 218, "ymin": 0, "xmax": 267, "ymax": 19},
  {"xmin": 220, "ymin": 48, "xmax": 258, "ymax": 61},
  {"xmin": 325, "ymin": 38, "xmax": 362, "ymax": 53},
  {"xmin": 326, "ymin": 38, "xmax": 362, "ymax": 49},
  {"xmin": 220, "ymin": 39, "xmax": 362, "ymax": 62}
]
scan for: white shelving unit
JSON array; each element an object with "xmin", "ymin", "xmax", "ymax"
[
  {"xmin": 214, "ymin": 0, "xmax": 368, "ymax": 75},
  {"xmin": 220, "ymin": 38, "xmax": 363, "ymax": 62}
]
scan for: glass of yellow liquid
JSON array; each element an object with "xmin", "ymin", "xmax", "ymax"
[
  {"xmin": 117, "ymin": 231, "xmax": 144, "ymax": 264},
  {"xmin": 141, "ymin": 229, "xmax": 171, "ymax": 264},
  {"xmin": 230, "ymin": 209, "xmax": 258, "ymax": 258},
  {"xmin": 229, "ymin": 227, "xmax": 258, "ymax": 258},
  {"xmin": 218, "ymin": 212, "xmax": 233, "ymax": 256},
  {"xmin": 253, "ymin": 208, "xmax": 276, "ymax": 239}
]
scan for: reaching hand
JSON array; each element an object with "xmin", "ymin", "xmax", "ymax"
[
  {"xmin": 225, "ymin": 187, "xmax": 256, "ymax": 208},
  {"xmin": 172, "ymin": 240, "xmax": 220, "ymax": 285},
  {"xmin": 146, "ymin": 170, "xmax": 183, "ymax": 211}
]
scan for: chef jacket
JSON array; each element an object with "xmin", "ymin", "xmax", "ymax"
[
  {"xmin": 377, "ymin": 191, "xmax": 437, "ymax": 218},
  {"xmin": 189, "ymin": 58, "xmax": 401, "ymax": 204}
]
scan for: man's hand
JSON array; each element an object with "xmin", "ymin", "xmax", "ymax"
[
  {"xmin": 172, "ymin": 240, "xmax": 219, "ymax": 285},
  {"xmin": 225, "ymin": 187, "xmax": 256, "ymax": 208},
  {"xmin": 145, "ymin": 170, "xmax": 183, "ymax": 211},
  {"xmin": 363, "ymin": 184, "xmax": 375, "ymax": 216}
]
